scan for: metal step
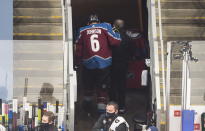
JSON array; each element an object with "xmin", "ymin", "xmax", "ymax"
[
  {"xmin": 170, "ymin": 95, "xmax": 205, "ymax": 105},
  {"xmin": 14, "ymin": 53, "xmax": 63, "ymax": 60},
  {"xmin": 160, "ymin": 1, "xmax": 205, "ymax": 9},
  {"xmin": 14, "ymin": 23, "xmax": 62, "ymax": 33},
  {"xmin": 13, "ymin": 0, "xmax": 63, "ymax": 40},
  {"xmin": 14, "ymin": 17, "xmax": 62, "ymax": 23},
  {"xmin": 158, "ymin": 25, "xmax": 205, "ymax": 40},
  {"xmin": 14, "ymin": 0, "xmax": 61, "ymax": 8},
  {"xmin": 14, "ymin": 24, "xmax": 63, "ymax": 40},
  {"xmin": 157, "ymin": 9, "xmax": 205, "ymax": 24},
  {"xmin": 14, "ymin": 41, "xmax": 64, "ymax": 53},
  {"xmin": 14, "ymin": 8, "xmax": 62, "ymax": 23}
]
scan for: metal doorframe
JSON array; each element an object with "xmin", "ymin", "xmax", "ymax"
[
  {"xmin": 166, "ymin": 42, "xmax": 172, "ymax": 131},
  {"xmin": 147, "ymin": 0, "xmax": 162, "ymax": 129},
  {"xmin": 62, "ymin": 0, "xmax": 77, "ymax": 130}
]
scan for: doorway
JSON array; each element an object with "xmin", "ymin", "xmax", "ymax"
[{"xmin": 71, "ymin": 0, "xmax": 151, "ymax": 130}]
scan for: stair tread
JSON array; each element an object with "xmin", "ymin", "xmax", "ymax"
[
  {"xmin": 14, "ymin": 24, "xmax": 63, "ymax": 34},
  {"xmin": 13, "ymin": 36, "xmax": 63, "ymax": 40},
  {"xmin": 14, "ymin": 0, "xmax": 61, "ymax": 8}
]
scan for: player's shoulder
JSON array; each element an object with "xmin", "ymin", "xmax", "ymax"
[
  {"xmin": 79, "ymin": 23, "xmax": 112, "ymax": 32},
  {"xmin": 90, "ymin": 23, "xmax": 111, "ymax": 30},
  {"xmin": 79, "ymin": 24, "xmax": 101, "ymax": 32},
  {"xmin": 100, "ymin": 22, "xmax": 112, "ymax": 28},
  {"xmin": 79, "ymin": 25, "xmax": 91, "ymax": 32}
]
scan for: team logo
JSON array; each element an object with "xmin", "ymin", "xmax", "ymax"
[{"xmin": 115, "ymin": 119, "xmax": 120, "ymax": 123}]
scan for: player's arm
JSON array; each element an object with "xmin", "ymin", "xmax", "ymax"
[{"xmin": 105, "ymin": 23, "xmax": 121, "ymax": 46}]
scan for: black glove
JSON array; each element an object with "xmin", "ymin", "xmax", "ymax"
[{"xmin": 112, "ymin": 26, "xmax": 120, "ymax": 33}]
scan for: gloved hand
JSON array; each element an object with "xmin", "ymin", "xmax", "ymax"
[
  {"xmin": 112, "ymin": 26, "xmax": 120, "ymax": 33},
  {"xmin": 145, "ymin": 59, "xmax": 151, "ymax": 67},
  {"xmin": 74, "ymin": 64, "xmax": 80, "ymax": 71}
]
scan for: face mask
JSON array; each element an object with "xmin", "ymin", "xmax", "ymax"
[
  {"xmin": 40, "ymin": 123, "xmax": 50, "ymax": 129},
  {"xmin": 106, "ymin": 112, "xmax": 116, "ymax": 118}
]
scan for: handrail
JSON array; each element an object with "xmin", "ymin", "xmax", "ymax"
[
  {"xmin": 157, "ymin": 0, "xmax": 166, "ymax": 112},
  {"xmin": 61, "ymin": 0, "xmax": 77, "ymax": 130},
  {"xmin": 147, "ymin": 0, "xmax": 161, "ymax": 130}
]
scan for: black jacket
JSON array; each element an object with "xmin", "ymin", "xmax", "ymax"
[
  {"xmin": 112, "ymin": 29, "xmax": 130, "ymax": 63},
  {"xmin": 34, "ymin": 124, "xmax": 58, "ymax": 131},
  {"xmin": 92, "ymin": 114, "xmax": 128, "ymax": 131}
]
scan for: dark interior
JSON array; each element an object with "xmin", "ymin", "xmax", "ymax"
[
  {"xmin": 72, "ymin": 0, "xmax": 147, "ymax": 38},
  {"xmin": 72, "ymin": 0, "xmax": 151, "ymax": 130}
]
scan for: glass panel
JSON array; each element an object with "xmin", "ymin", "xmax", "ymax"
[
  {"xmin": 0, "ymin": 41, "xmax": 13, "ymax": 101},
  {"xmin": 13, "ymin": 40, "xmax": 64, "ymax": 104},
  {"xmin": 189, "ymin": 41, "xmax": 205, "ymax": 105},
  {"xmin": 0, "ymin": 40, "xmax": 65, "ymax": 130},
  {"xmin": 170, "ymin": 43, "xmax": 183, "ymax": 105}
]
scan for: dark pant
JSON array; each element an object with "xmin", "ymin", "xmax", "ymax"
[
  {"xmin": 82, "ymin": 66, "xmax": 111, "ymax": 97},
  {"xmin": 110, "ymin": 62, "xmax": 128, "ymax": 108}
]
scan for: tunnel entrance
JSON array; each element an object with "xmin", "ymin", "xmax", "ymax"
[
  {"xmin": 72, "ymin": 0, "xmax": 148, "ymax": 37},
  {"xmin": 71, "ymin": 0, "xmax": 151, "ymax": 130}
]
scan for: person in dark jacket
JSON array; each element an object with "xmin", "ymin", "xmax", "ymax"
[
  {"xmin": 110, "ymin": 19, "xmax": 130, "ymax": 114},
  {"xmin": 35, "ymin": 111, "xmax": 58, "ymax": 131},
  {"xmin": 92, "ymin": 101, "xmax": 129, "ymax": 131}
]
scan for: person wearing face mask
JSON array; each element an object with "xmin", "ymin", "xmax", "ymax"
[
  {"xmin": 110, "ymin": 19, "xmax": 130, "ymax": 114},
  {"xmin": 35, "ymin": 111, "xmax": 57, "ymax": 131},
  {"xmin": 92, "ymin": 101, "xmax": 129, "ymax": 131}
]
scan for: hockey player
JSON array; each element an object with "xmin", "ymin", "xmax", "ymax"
[{"xmin": 75, "ymin": 14, "xmax": 121, "ymax": 114}]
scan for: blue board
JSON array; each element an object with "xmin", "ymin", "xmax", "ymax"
[{"xmin": 182, "ymin": 110, "xmax": 195, "ymax": 131}]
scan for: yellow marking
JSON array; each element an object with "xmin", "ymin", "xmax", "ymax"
[
  {"xmin": 38, "ymin": 109, "xmax": 42, "ymax": 122},
  {"xmin": 0, "ymin": 115, "xmax": 2, "ymax": 123},
  {"xmin": 14, "ymin": 16, "xmax": 62, "ymax": 19},
  {"xmin": 160, "ymin": 68, "xmax": 167, "ymax": 71},
  {"xmin": 160, "ymin": 121, "xmax": 166, "ymax": 125},
  {"xmin": 160, "ymin": 85, "xmax": 164, "ymax": 89},
  {"xmin": 50, "ymin": 16, "xmax": 62, "ymax": 19},
  {"xmin": 14, "ymin": 16, "xmax": 32, "ymax": 18},
  {"xmin": 14, "ymin": 33, "xmax": 63, "ymax": 36}
]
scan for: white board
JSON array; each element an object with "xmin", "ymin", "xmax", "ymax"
[{"xmin": 169, "ymin": 105, "xmax": 205, "ymax": 131}]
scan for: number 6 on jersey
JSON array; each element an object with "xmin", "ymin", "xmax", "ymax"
[{"xmin": 90, "ymin": 34, "xmax": 100, "ymax": 52}]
